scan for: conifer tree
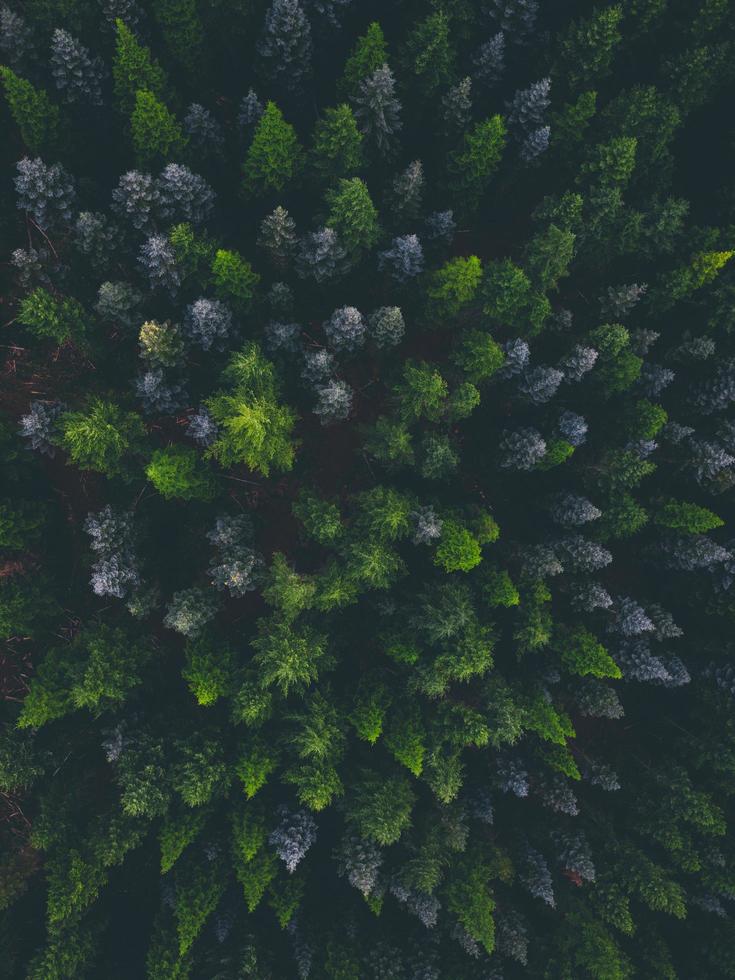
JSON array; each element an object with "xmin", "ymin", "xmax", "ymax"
[
  {"xmin": 352, "ymin": 64, "xmax": 402, "ymax": 157},
  {"xmin": 325, "ymin": 177, "xmax": 379, "ymax": 258},
  {"xmin": 130, "ymin": 89, "xmax": 186, "ymax": 166},
  {"xmin": 310, "ymin": 104, "xmax": 362, "ymax": 178},
  {"xmin": 257, "ymin": 0, "xmax": 313, "ymax": 92},
  {"xmin": 50, "ymin": 29, "xmax": 106, "ymax": 105},
  {"xmin": 339, "ymin": 21, "xmax": 387, "ymax": 98},
  {"xmin": 242, "ymin": 101, "xmax": 304, "ymax": 196},
  {"xmin": 448, "ymin": 115, "xmax": 506, "ymax": 211},
  {"xmin": 112, "ymin": 19, "xmax": 167, "ymax": 112},
  {"xmin": 0, "ymin": 68, "xmax": 60, "ymax": 153},
  {"xmin": 151, "ymin": 0, "xmax": 204, "ymax": 68}
]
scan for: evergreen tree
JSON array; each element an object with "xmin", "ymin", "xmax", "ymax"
[
  {"xmin": 352, "ymin": 65, "xmax": 402, "ymax": 157},
  {"xmin": 448, "ymin": 115, "xmax": 506, "ymax": 211},
  {"xmin": 242, "ymin": 101, "xmax": 304, "ymax": 196},
  {"xmin": 151, "ymin": 0, "xmax": 204, "ymax": 68},
  {"xmin": 440, "ymin": 77, "xmax": 472, "ymax": 137},
  {"xmin": 50, "ymin": 29, "xmax": 106, "ymax": 105},
  {"xmin": 14, "ymin": 156, "xmax": 75, "ymax": 229},
  {"xmin": 258, "ymin": 205, "xmax": 298, "ymax": 266},
  {"xmin": 111, "ymin": 169, "xmax": 160, "ymax": 229},
  {"xmin": 473, "ymin": 34, "xmax": 505, "ymax": 87},
  {"xmin": 378, "ymin": 235, "xmax": 424, "ymax": 282},
  {"xmin": 0, "ymin": 68, "xmax": 60, "ymax": 153},
  {"xmin": 403, "ymin": 10, "xmax": 454, "ymax": 95},
  {"xmin": 112, "ymin": 18, "xmax": 167, "ymax": 111},
  {"xmin": 556, "ymin": 4, "xmax": 624, "ymax": 91},
  {"xmin": 183, "ymin": 102, "xmax": 225, "ymax": 156},
  {"xmin": 325, "ymin": 177, "xmax": 379, "ymax": 257},
  {"xmin": 131, "ymin": 89, "xmax": 186, "ymax": 166},
  {"xmin": 59, "ymin": 399, "xmax": 146, "ymax": 477},
  {"xmin": 257, "ymin": 0, "xmax": 313, "ymax": 92},
  {"xmin": 339, "ymin": 21, "xmax": 387, "ymax": 98},
  {"xmin": 296, "ymin": 227, "xmax": 347, "ymax": 282},
  {"xmin": 310, "ymin": 104, "xmax": 362, "ymax": 178}
]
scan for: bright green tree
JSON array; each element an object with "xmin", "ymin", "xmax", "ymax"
[
  {"xmin": 112, "ymin": 19, "xmax": 167, "ymax": 112},
  {"xmin": 131, "ymin": 89, "xmax": 186, "ymax": 167},
  {"xmin": 654, "ymin": 500, "xmax": 724, "ymax": 534},
  {"xmin": 426, "ymin": 256, "xmax": 483, "ymax": 319},
  {"xmin": 242, "ymin": 101, "xmax": 304, "ymax": 197},
  {"xmin": 434, "ymin": 520, "xmax": 482, "ymax": 573},
  {"xmin": 17, "ymin": 289, "xmax": 86, "ymax": 346},
  {"xmin": 0, "ymin": 68, "xmax": 60, "ymax": 153},
  {"xmin": 146, "ymin": 446, "xmax": 217, "ymax": 501},
  {"xmin": 206, "ymin": 343, "xmax": 298, "ymax": 476},
  {"xmin": 452, "ymin": 329, "xmax": 505, "ymax": 382},
  {"xmin": 211, "ymin": 249, "xmax": 260, "ymax": 313},
  {"xmin": 59, "ymin": 399, "xmax": 146, "ymax": 478}
]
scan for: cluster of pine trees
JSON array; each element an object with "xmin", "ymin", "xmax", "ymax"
[{"xmin": 1, "ymin": 0, "xmax": 735, "ymax": 976}]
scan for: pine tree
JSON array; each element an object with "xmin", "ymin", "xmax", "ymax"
[
  {"xmin": 448, "ymin": 116, "xmax": 506, "ymax": 211},
  {"xmin": 0, "ymin": 68, "xmax": 60, "ymax": 153},
  {"xmin": 183, "ymin": 103, "xmax": 224, "ymax": 156},
  {"xmin": 238, "ymin": 88, "xmax": 264, "ymax": 129},
  {"xmin": 439, "ymin": 77, "xmax": 472, "ymax": 137},
  {"xmin": 339, "ymin": 21, "xmax": 387, "ymax": 98},
  {"xmin": 211, "ymin": 249, "xmax": 259, "ymax": 312},
  {"xmin": 487, "ymin": 0, "xmax": 539, "ymax": 43},
  {"xmin": 50, "ymin": 29, "xmax": 106, "ymax": 105},
  {"xmin": 84, "ymin": 507, "xmax": 140, "ymax": 598},
  {"xmin": 507, "ymin": 78, "xmax": 550, "ymax": 139},
  {"xmin": 242, "ymin": 101, "xmax": 304, "ymax": 196},
  {"xmin": 323, "ymin": 306, "xmax": 366, "ymax": 352},
  {"xmin": 296, "ymin": 227, "xmax": 347, "ymax": 282},
  {"xmin": 18, "ymin": 401, "xmax": 63, "ymax": 456},
  {"xmin": 138, "ymin": 234, "xmax": 181, "ymax": 294},
  {"xmin": 556, "ymin": 4, "xmax": 624, "ymax": 91},
  {"xmin": 498, "ymin": 427, "xmax": 546, "ymax": 469},
  {"xmin": 59, "ymin": 399, "xmax": 146, "ymax": 478},
  {"xmin": 14, "ymin": 156, "xmax": 75, "ymax": 229},
  {"xmin": 112, "ymin": 18, "xmax": 167, "ymax": 112},
  {"xmin": 352, "ymin": 65, "xmax": 402, "ymax": 158},
  {"xmin": 403, "ymin": 10, "xmax": 454, "ymax": 95},
  {"xmin": 151, "ymin": 0, "xmax": 204, "ymax": 68},
  {"xmin": 0, "ymin": 4, "xmax": 32, "ymax": 67},
  {"xmin": 131, "ymin": 89, "xmax": 186, "ymax": 166},
  {"xmin": 111, "ymin": 169, "xmax": 160, "ymax": 229},
  {"xmin": 17, "ymin": 287, "xmax": 86, "ymax": 346},
  {"xmin": 378, "ymin": 235, "xmax": 424, "ymax": 282},
  {"xmin": 314, "ymin": 380, "xmax": 353, "ymax": 423},
  {"xmin": 325, "ymin": 177, "xmax": 379, "ymax": 256},
  {"xmin": 310, "ymin": 104, "xmax": 362, "ymax": 179},
  {"xmin": 367, "ymin": 307, "xmax": 405, "ymax": 348},
  {"xmin": 269, "ymin": 807, "xmax": 317, "ymax": 872},
  {"xmin": 164, "ymin": 588, "xmax": 219, "ymax": 638},
  {"xmin": 205, "ymin": 343, "xmax": 298, "ymax": 475},
  {"xmin": 75, "ymin": 211, "xmax": 118, "ymax": 269},
  {"xmin": 257, "ymin": 0, "xmax": 313, "ymax": 92},
  {"xmin": 426, "ymin": 255, "xmax": 482, "ymax": 317},
  {"xmin": 473, "ymin": 33, "xmax": 505, "ymax": 87},
  {"xmin": 156, "ymin": 163, "xmax": 215, "ymax": 226},
  {"xmin": 389, "ymin": 160, "xmax": 424, "ymax": 221},
  {"xmin": 183, "ymin": 298, "xmax": 233, "ymax": 351}
]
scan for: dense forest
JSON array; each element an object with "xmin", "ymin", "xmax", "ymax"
[{"xmin": 1, "ymin": 0, "xmax": 735, "ymax": 976}]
